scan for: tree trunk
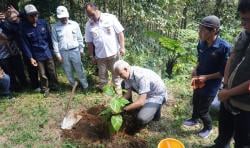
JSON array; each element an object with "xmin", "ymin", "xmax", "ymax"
[
  {"xmin": 214, "ymin": 0, "xmax": 223, "ymax": 17},
  {"xmin": 181, "ymin": 6, "xmax": 187, "ymax": 29}
]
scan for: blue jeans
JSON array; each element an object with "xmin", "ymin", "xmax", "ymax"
[
  {"xmin": 0, "ymin": 74, "xmax": 11, "ymax": 96},
  {"xmin": 60, "ymin": 49, "xmax": 88, "ymax": 88}
]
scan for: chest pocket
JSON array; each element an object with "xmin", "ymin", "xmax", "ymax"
[
  {"xmin": 26, "ymin": 32, "xmax": 38, "ymax": 45},
  {"xmin": 40, "ymin": 27, "xmax": 47, "ymax": 40},
  {"xmin": 101, "ymin": 22, "xmax": 113, "ymax": 35},
  {"xmin": 72, "ymin": 29, "xmax": 77, "ymax": 40},
  {"xmin": 56, "ymin": 29, "xmax": 63, "ymax": 40}
]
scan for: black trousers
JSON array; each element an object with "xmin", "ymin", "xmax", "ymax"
[
  {"xmin": 192, "ymin": 91, "xmax": 214, "ymax": 130},
  {"xmin": 23, "ymin": 56, "xmax": 40, "ymax": 89},
  {"xmin": 214, "ymin": 103, "xmax": 250, "ymax": 148},
  {"xmin": 9, "ymin": 54, "xmax": 28, "ymax": 87}
]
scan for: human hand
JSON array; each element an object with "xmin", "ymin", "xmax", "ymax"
[
  {"xmin": 218, "ymin": 89, "xmax": 231, "ymax": 102},
  {"xmin": 0, "ymin": 13, "xmax": 5, "ymax": 21},
  {"xmin": 30, "ymin": 58, "xmax": 38, "ymax": 67},
  {"xmin": 7, "ymin": 5, "xmax": 19, "ymax": 16},
  {"xmin": 90, "ymin": 56, "xmax": 96, "ymax": 64},
  {"xmin": 120, "ymin": 47, "xmax": 125, "ymax": 56},
  {"xmin": 57, "ymin": 56, "xmax": 63, "ymax": 63},
  {"xmin": 198, "ymin": 75, "xmax": 208, "ymax": 83}
]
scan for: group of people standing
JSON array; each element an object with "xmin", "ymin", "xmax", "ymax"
[
  {"xmin": 0, "ymin": 1, "xmax": 250, "ymax": 147},
  {"xmin": 183, "ymin": 0, "xmax": 250, "ymax": 147},
  {"xmin": 0, "ymin": 3, "xmax": 125, "ymax": 98}
]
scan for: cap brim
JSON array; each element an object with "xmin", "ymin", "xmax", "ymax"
[
  {"xmin": 27, "ymin": 11, "xmax": 39, "ymax": 15},
  {"xmin": 198, "ymin": 22, "xmax": 219, "ymax": 28},
  {"xmin": 57, "ymin": 15, "xmax": 69, "ymax": 19}
]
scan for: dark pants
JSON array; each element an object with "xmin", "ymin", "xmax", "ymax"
[
  {"xmin": 37, "ymin": 58, "xmax": 58, "ymax": 92},
  {"xmin": 214, "ymin": 103, "xmax": 250, "ymax": 148},
  {"xmin": 192, "ymin": 91, "xmax": 214, "ymax": 130},
  {"xmin": 9, "ymin": 54, "xmax": 28, "ymax": 87},
  {"xmin": 23, "ymin": 56, "xmax": 40, "ymax": 89}
]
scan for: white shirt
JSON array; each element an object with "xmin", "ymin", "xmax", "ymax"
[
  {"xmin": 124, "ymin": 66, "xmax": 167, "ymax": 104},
  {"xmin": 85, "ymin": 12, "xmax": 124, "ymax": 59},
  {"xmin": 52, "ymin": 20, "xmax": 84, "ymax": 58}
]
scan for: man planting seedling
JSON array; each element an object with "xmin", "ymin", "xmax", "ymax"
[{"xmin": 113, "ymin": 60, "xmax": 167, "ymax": 126}]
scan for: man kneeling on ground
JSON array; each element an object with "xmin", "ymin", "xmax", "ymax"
[{"xmin": 113, "ymin": 60, "xmax": 167, "ymax": 125}]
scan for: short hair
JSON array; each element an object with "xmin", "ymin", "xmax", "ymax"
[
  {"xmin": 113, "ymin": 60, "xmax": 130, "ymax": 72},
  {"xmin": 238, "ymin": 0, "xmax": 250, "ymax": 13},
  {"xmin": 84, "ymin": 2, "xmax": 97, "ymax": 10}
]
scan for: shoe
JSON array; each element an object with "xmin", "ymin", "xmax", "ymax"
[
  {"xmin": 183, "ymin": 118, "xmax": 198, "ymax": 126},
  {"xmin": 34, "ymin": 87, "xmax": 41, "ymax": 92},
  {"xmin": 43, "ymin": 89, "xmax": 49, "ymax": 98},
  {"xmin": 198, "ymin": 128, "xmax": 212, "ymax": 138}
]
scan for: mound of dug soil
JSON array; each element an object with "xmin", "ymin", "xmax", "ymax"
[{"xmin": 62, "ymin": 105, "xmax": 147, "ymax": 148}]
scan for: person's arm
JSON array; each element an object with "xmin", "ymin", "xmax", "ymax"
[
  {"xmin": 84, "ymin": 23, "xmax": 96, "ymax": 63},
  {"xmin": 124, "ymin": 94, "xmax": 147, "ymax": 111},
  {"xmin": 223, "ymin": 52, "xmax": 235, "ymax": 87},
  {"xmin": 87, "ymin": 42, "xmax": 96, "ymax": 64},
  {"xmin": 112, "ymin": 15, "xmax": 125, "ymax": 56},
  {"xmin": 198, "ymin": 72, "xmax": 223, "ymax": 83},
  {"xmin": 51, "ymin": 24, "xmax": 62, "ymax": 62},
  {"xmin": 118, "ymin": 32, "xmax": 125, "ymax": 56},
  {"xmin": 76, "ymin": 23, "xmax": 84, "ymax": 54},
  {"xmin": 219, "ymin": 80, "xmax": 250, "ymax": 102},
  {"xmin": 123, "ymin": 88, "xmax": 132, "ymax": 100},
  {"xmin": 45, "ymin": 21, "xmax": 54, "ymax": 53},
  {"xmin": 20, "ymin": 29, "xmax": 37, "ymax": 66}
]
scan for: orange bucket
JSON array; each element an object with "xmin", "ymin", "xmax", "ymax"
[{"xmin": 158, "ymin": 138, "xmax": 185, "ymax": 148}]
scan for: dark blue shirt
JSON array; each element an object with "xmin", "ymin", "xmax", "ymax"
[
  {"xmin": 21, "ymin": 19, "xmax": 53, "ymax": 61},
  {"xmin": 196, "ymin": 37, "xmax": 231, "ymax": 96}
]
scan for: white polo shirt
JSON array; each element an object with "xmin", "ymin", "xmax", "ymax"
[{"xmin": 85, "ymin": 12, "xmax": 124, "ymax": 59}]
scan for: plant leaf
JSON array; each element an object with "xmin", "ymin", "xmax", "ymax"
[
  {"xmin": 103, "ymin": 85, "xmax": 115, "ymax": 96},
  {"xmin": 118, "ymin": 97, "xmax": 130, "ymax": 106},
  {"xmin": 110, "ymin": 98, "xmax": 122, "ymax": 113},
  {"xmin": 111, "ymin": 115, "xmax": 123, "ymax": 132}
]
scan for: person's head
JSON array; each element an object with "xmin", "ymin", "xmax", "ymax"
[
  {"xmin": 238, "ymin": 0, "xmax": 250, "ymax": 32},
  {"xmin": 24, "ymin": 4, "xmax": 39, "ymax": 24},
  {"xmin": 56, "ymin": 6, "xmax": 69, "ymax": 24},
  {"xmin": 6, "ymin": 10, "xmax": 18, "ymax": 22},
  {"xmin": 113, "ymin": 60, "xmax": 131, "ymax": 80},
  {"xmin": 84, "ymin": 2, "xmax": 99, "ymax": 22},
  {"xmin": 198, "ymin": 15, "xmax": 220, "ymax": 42}
]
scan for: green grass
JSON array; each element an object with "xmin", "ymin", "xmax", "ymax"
[{"xmin": 0, "ymin": 71, "xmax": 229, "ymax": 147}]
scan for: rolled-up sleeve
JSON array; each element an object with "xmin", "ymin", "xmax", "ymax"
[
  {"xmin": 138, "ymin": 77, "xmax": 150, "ymax": 95},
  {"xmin": 112, "ymin": 15, "xmax": 124, "ymax": 34}
]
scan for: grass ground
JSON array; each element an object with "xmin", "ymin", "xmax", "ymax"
[{"xmin": 0, "ymin": 71, "xmax": 226, "ymax": 148}]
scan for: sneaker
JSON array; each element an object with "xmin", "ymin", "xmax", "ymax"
[
  {"xmin": 34, "ymin": 87, "xmax": 41, "ymax": 92},
  {"xmin": 43, "ymin": 89, "xmax": 49, "ymax": 98},
  {"xmin": 183, "ymin": 118, "xmax": 198, "ymax": 126},
  {"xmin": 198, "ymin": 128, "xmax": 212, "ymax": 138}
]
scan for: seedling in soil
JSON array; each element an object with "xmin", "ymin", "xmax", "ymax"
[{"xmin": 100, "ymin": 85, "xmax": 130, "ymax": 132}]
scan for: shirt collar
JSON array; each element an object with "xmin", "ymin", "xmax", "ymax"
[
  {"xmin": 128, "ymin": 66, "xmax": 134, "ymax": 80},
  {"xmin": 199, "ymin": 36, "xmax": 221, "ymax": 49},
  {"xmin": 58, "ymin": 20, "xmax": 72, "ymax": 26},
  {"xmin": 89, "ymin": 11, "xmax": 103, "ymax": 25}
]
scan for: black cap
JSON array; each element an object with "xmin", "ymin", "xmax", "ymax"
[{"xmin": 200, "ymin": 15, "xmax": 220, "ymax": 29}]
